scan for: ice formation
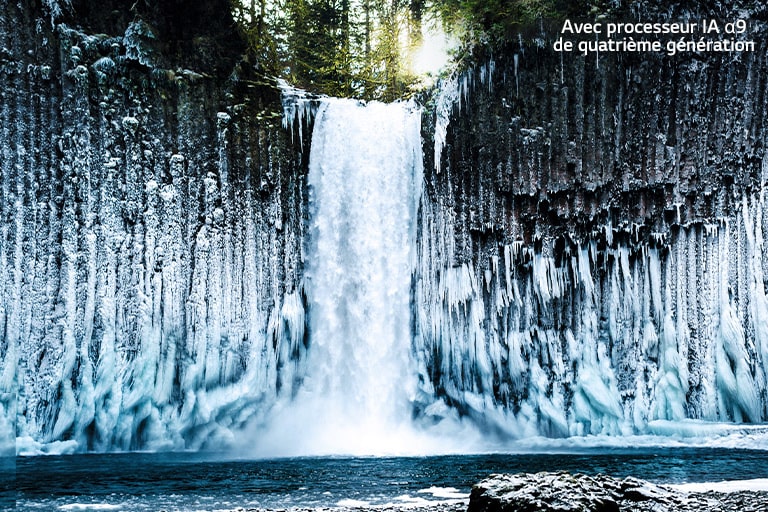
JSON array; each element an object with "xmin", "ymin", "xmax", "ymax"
[
  {"xmin": 5, "ymin": 5, "xmax": 768, "ymax": 454},
  {"xmin": 413, "ymin": 197, "xmax": 768, "ymax": 438},
  {"xmin": 411, "ymin": 44, "xmax": 768, "ymax": 442},
  {"xmin": 6, "ymin": 23, "xmax": 307, "ymax": 452}
]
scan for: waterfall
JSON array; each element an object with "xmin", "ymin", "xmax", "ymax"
[
  {"xmin": 306, "ymin": 98, "xmax": 421, "ymax": 420},
  {"xmin": 252, "ymin": 97, "xmax": 441, "ymax": 456}
]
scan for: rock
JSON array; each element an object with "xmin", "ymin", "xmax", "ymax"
[
  {"xmin": 619, "ymin": 477, "xmax": 676, "ymax": 504},
  {"xmin": 469, "ymin": 472, "xmax": 624, "ymax": 512},
  {"xmin": 466, "ymin": 472, "xmax": 758, "ymax": 512}
]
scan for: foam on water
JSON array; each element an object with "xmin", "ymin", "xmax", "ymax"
[
  {"xmin": 59, "ymin": 505, "xmax": 122, "ymax": 511},
  {"xmin": 669, "ymin": 479, "xmax": 768, "ymax": 493},
  {"xmin": 417, "ymin": 487, "xmax": 468, "ymax": 499}
]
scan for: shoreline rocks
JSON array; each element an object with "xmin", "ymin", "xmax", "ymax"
[
  {"xmin": 467, "ymin": 472, "xmax": 768, "ymax": 512},
  {"xmin": 234, "ymin": 472, "xmax": 768, "ymax": 512}
]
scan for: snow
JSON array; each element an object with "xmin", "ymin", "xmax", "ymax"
[
  {"xmin": 417, "ymin": 486, "xmax": 468, "ymax": 499},
  {"xmin": 669, "ymin": 479, "xmax": 768, "ymax": 493},
  {"xmin": 122, "ymin": 20, "xmax": 157, "ymax": 67}
]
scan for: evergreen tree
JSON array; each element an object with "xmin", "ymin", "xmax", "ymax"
[{"xmin": 232, "ymin": 0, "xmax": 571, "ymax": 100}]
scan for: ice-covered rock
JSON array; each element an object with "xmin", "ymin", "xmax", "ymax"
[{"xmin": 4, "ymin": 1, "xmax": 304, "ymax": 453}]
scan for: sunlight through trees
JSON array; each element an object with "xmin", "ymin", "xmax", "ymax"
[{"xmin": 230, "ymin": 0, "xmax": 576, "ymax": 100}]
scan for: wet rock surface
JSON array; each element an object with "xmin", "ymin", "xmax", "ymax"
[{"xmin": 467, "ymin": 472, "xmax": 768, "ymax": 512}]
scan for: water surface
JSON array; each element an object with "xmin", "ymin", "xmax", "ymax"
[{"xmin": 15, "ymin": 448, "xmax": 768, "ymax": 511}]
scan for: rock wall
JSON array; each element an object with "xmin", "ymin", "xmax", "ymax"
[
  {"xmin": 2, "ymin": 0, "xmax": 308, "ymax": 451},
  {"xmin": 413, "ymin": 4, "xmax": 768, "ymax": 436}
]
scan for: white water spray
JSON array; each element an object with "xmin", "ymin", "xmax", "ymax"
[
  {"xmin": 303, "ymin": 98, "xmax": 421, "ymax": 451},
  {"xmin": 251, "ymin": 97, "xmax": 463, "ymax": 456}
]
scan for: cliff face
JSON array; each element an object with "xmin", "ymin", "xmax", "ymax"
[
  {"xmin": 4, "ymin": 0, "xmax": 768, "ymax": 453},
  {"xmin": 2, "ymin": 0, "xmax": 307, "ymax": 451},
  {"xmin": 414, "ymin": 6, "xmax": 768, "ymax": 435}
]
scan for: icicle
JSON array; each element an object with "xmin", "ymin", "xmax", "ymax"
[
  {"xmin": 278, "ymin": 79, "xmax": 316, "ymax": 151},
  {"xmin": 514, "ymin": 54, "xmax": 519, "ymax": 97},
  {"xmin": 433, "ymin": 76, "xmax": 459, "ymax": 174}
]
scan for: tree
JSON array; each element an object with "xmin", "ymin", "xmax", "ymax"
[{"xmin": 235, "ymin": 0, "xmax": 562, "ymax": 100}]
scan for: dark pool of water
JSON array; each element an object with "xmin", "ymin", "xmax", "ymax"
[{"xmin": 11, "ymin": 448, "xmax": 768, "ymax": 511}]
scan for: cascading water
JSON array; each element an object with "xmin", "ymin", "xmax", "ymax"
[
  {"xmin": 305, "ymin": 98, "xmax": 421, "ymax": 423},
  {"xmin": 253, "ymin": 97, "xmax": 451, "ymax": 456}
]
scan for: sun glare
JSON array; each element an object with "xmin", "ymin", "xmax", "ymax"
[{"xmin": 411, "ymin": 18, "xmax": 455, "ymax": 81}]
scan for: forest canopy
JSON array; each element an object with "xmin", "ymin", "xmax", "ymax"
[{"xmin": 230, "ymin": 0, "xmax": 589, "ymax": 100}]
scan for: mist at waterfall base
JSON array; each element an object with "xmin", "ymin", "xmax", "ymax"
[{"xmin": 246, "ymin": 97, "xmax": 484, "ymax": 457}]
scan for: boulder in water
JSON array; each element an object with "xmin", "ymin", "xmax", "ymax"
[{"xmin": 467, "ymin": 472, "xmax": 676, "ymax": 512}]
